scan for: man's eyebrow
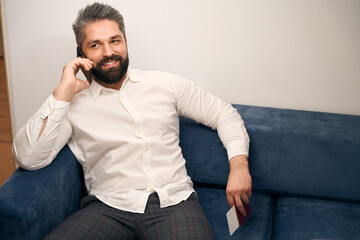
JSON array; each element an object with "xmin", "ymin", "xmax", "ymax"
[
  {"xmin": 110, "ymin": 34, "xmax": 122, "ymax": 39},
  {"xmin": 87, "ymin": 39, "xmax": 100, "ymax": 46},
  {"xmin": 86, "ymin": 35, "xmax": 123, "ymax": 46}
]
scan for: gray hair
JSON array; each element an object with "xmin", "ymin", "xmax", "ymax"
[{"xmin": 72, "ymin": 2, "xmax": 126, "ymax": 47}]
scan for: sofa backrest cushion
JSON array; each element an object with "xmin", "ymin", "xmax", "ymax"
[
  {"xmin": 180, "ymin": 116, "xmax": 230, "ymax": 187},
  {"xmin": 180, "ymin": 104, "xmax": 360, "ymax": 202}
]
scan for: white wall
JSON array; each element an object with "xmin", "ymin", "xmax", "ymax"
[{"xmin": 2, "ymin": 0, "xmax": 360, "ymax": 134}]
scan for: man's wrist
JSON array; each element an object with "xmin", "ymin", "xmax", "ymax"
[
  {"xmin": 229, "ymin": 155, "xmax": 249, "ymax": 169},
  {"xmin": 52, "ymin": 84, "xmax": 74, "ymax": 102}
]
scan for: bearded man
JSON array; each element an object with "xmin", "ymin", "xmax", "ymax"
[{"xmin": 13, "ymin": 3, "xmax": 251, "ymax": 240}]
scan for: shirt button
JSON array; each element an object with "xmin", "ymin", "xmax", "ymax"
[
  {"xmin": 145, "ymin": 147, "xmax": 149, "ymax": 151},
  {"xmin": 137, "ymin": 130, "xmax": 141, "ymax": 134}
]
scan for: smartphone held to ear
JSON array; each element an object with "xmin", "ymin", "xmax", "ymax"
[{"xmin": 76, "ymin": 47, "xmax": 92, "ymax": 84}]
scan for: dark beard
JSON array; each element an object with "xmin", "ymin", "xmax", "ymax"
[{"xmin": 92, "ymin": 54, "xmax": 129, "ymax": 85}]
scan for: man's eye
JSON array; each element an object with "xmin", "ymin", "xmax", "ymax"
[
  {"xmin": 112, "ymin": 39, "xmax": 120, "ymax": 44},
  {"xmin": 91, "ymin": 43, "xmax": 99, "ymax": 48}
]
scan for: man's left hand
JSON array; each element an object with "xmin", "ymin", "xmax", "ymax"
[{"xmin": 226, "ymin": 155, "xmax": 252, "ymax": 216}]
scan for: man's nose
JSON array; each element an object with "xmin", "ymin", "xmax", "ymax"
[{"xmin": 102, "ymin": 43, "xmax": 114, "ymax": 57}]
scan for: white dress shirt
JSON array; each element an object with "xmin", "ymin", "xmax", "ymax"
[{"xmin": 13, "ymin": 68, "xmax": 249, "ymax": 213}]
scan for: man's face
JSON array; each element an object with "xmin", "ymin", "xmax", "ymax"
[{"xmin": 81, "ymin": 19, "xmax": 129, "ymax": 86}]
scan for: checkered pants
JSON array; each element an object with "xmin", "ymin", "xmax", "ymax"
[{"xmin": 45, "ymin": 192, "xmax": 214, "ymax": 240}]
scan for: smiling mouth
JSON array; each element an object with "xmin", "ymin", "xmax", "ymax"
[{"xmin": 102, "ymin": 60, "xmax": 119, "ymax": 68}]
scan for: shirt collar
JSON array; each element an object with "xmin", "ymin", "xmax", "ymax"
[{"xmin": 90, "ymin": 66, "xmax": 138, "ymax": 99}]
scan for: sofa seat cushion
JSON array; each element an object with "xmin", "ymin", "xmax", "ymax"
[
  {"xmin": 195, "ymin": 187, "xmax": 274, "ymax": 240},
  {"xmin": 273, "ymin": 196, "xmax": 360, "ymax": 240},
  {"xmin": 0, "ymin": 145, "xmax": 85, "ymax": 240}
]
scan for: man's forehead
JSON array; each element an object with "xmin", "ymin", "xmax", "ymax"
[{"xmin": 82, "ymin": 20, "xmax": 124, "ymax": 44}]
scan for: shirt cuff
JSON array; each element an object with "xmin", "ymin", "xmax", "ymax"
[
  {"xmin": 226, "ymin": 139, "xmax": 249, "ymax": 160},
  {"xmin": 38, "ymin": 94, "xmax": 70, "ymax": 121}
]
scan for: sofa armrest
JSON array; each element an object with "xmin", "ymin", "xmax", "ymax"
[{"xmin": 0, "ymin": 145, "xmax": 85, "ymax": 240}]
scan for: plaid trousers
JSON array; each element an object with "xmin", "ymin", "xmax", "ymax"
[{"xmin": 45, "ymin": 192, "xmax": 214, "ymax": 240}]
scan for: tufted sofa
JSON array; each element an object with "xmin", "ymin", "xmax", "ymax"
[{"xmin": 1, "ymin": 104, "xmax": 360, "ymax": 240}]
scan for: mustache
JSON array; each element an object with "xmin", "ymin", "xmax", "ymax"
[{"xmin": 96, "ymin": 55, "xmax": 123, "ymax": 67}]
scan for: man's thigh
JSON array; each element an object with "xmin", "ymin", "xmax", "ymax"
[
  {"xmin": 45, "ymin": 193, "xmax": 214, "ymax": 240},
  {"xmin": 45, "ymin": 196, "xmax": 136, "ymax": 240},
  {"xmin": 138, "ymin": 193, "xmax": 214, "ymax": 240}
]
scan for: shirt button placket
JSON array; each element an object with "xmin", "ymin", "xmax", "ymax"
[
  {"xmin": 143, "ymin": 145, "xmax": 155, "ymax": 191},
  {"xmin": 118, "ymin": 90, "xmax": 156, "ymax": 192}
]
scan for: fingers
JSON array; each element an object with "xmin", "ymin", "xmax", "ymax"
[
  {"xmin": 61, "ymin": 58, "xmax": 94, "ymax": 86},
  {"xmin": 227, "ymin": 191, "xmax": 251, "ymax": 216},
  {"xmin": 55, "ymin": 58, "xmax": 93, "ymax": 101},
  {"xmin": 234, "ymin": 195, "xmax": 247, "ymax": 216},
  {"xmin": 77, "ymin": 57, "xmax": 94, "ymax": 71},
  {"xmin": 241, "ymin": 193, "xmax": 250, "ymax": 205},
  {"xmin": 75, "ymin": 57, "xmax": 94, "ymax": 72},
  {"xmin": 227, "ymin": 193, "xmax": 235, "ymax": 208},
  {"xmin": 63, "ymin": 57, "xmax": 93, "ymax": 74},
  {"xmin": 226, "ymin": 182, "xmax": 252, "ymax": 216}
]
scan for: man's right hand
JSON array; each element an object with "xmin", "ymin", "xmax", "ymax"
[{"xmin": 53, "ymin": 57, "xmax": 94, "ymax": 102}]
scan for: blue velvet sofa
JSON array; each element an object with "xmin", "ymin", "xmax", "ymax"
[{"xmin": 1, "ymin": 104, "xmax": 360, "ymax": 240}]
